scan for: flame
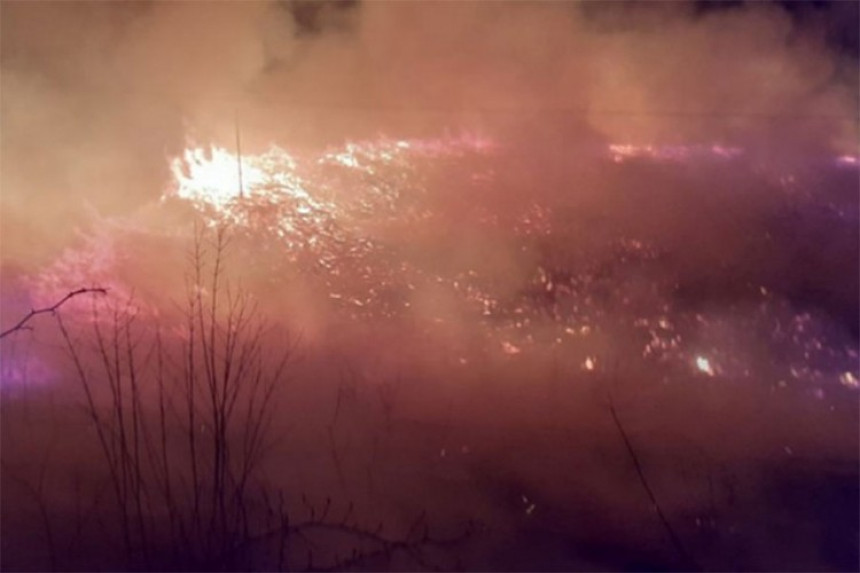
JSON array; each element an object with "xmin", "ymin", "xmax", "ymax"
[
  {"xmin": 165, "ymin": 133, "xmax": 496, "ymax": 220},
  {"xmin": 26, "ymin": 132, "xmax": 857, "ymax": 389},
  {"xmin": 171, "ymin": 146, "xmax": 266, "ymax": 208},
  {"xmin": 608, "ymin": 143, "xmax": 743, "ymax": 163}
]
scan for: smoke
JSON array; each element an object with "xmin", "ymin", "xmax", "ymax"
[
  {"xmin": 2, "ymin": 0, "xmax": 857, "ymax": 363},
  {"xmin": 2, "ymin": 1, "xmax": 855, "ymax": 256},
  {"xmin": 1, "ymin": 3, "xmax": 857, "ymax": 570},
  {"xmin": 1, "ymin": 0, "xmax": 855, "ymax": 334}
]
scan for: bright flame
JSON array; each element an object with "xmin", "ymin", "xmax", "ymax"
[{"xmin": 171, "ymin": 146, "xmax": 267, "ymax": 208}]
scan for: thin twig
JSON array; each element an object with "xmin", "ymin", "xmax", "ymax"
[
  {"xmin": 0, "ymin": 287, "xmax": 107, "ymax": 340},
  {"xmin": 607, "ymin": 393, "xmax": 697, "ymax": 570}
]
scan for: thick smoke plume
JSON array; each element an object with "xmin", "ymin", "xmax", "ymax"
[{"xmin": 2, "ymin": 1, "xmax": 856, "ymax": 266}]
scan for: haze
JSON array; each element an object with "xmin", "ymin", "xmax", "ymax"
[{"xmin": 1, "ymin": 1, "xmax": 858, "ymax": 571}]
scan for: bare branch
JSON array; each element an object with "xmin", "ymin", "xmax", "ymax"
[
  {"xmin": 0, "ymin": 287, "xmax": 108, "ymax": 340},
  {"xmin": 607, "ymin": 392, "xmax": 698, "ymax": 571}
]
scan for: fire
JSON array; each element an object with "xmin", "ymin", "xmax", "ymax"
[
  {"xmin": 162, "ymin": 132, "xmax": 502, "ymax": 244},
  {"xmin": 22, "ymin": 132, "xmax": 860, "ymax": 390},
  {"xmin": 171, "ymin": 146, "xmax": 267, "ymax": 208},
  {"xmin": 695, "ymin": 356, "xmax": 715, "ymax": 376},
  {"xmin": 608, "ymin": 143, "xmax": 743, "ymax": 163}
]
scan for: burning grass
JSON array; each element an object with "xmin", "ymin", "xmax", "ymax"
[{"xmin": 1, "ymin": 132, "xmax": 857, "ymax": 571}]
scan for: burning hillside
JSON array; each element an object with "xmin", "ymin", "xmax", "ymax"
[
  {"xmin": 2, "ymin": 2, "xmax": 858, "ymax": 570},
  {"xmin": 18, "ymin": 133, "xmax": 858, "ymax": 397}
]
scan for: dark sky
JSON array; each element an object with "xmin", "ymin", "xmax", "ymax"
[{"xmin": 285, "ymin": 0, "xmax": 859, "ymax": 58}]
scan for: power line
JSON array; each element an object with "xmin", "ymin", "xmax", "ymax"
[{"xmin": 269, "ymin": 100, "xmax": 859, "ymax": 122}]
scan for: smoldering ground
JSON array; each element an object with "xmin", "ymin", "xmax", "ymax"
[{"xmin": 1, "ymin": 1, "xmax": 858, "ymax": 571}]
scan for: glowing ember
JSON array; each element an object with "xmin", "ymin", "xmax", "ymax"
[
  {"xmin": 608, "ymin": 143, "xmax": 743, "ymax": 163},
  {"xmin": 501, "ymin": 341, "xmax": 522, "ymax": 355},
  {"xmin": 839, "ymin": 371, "xmax": 859, "ymax": 389},
  {"xmin": 29, "ymin": 133, "xmax": 858, "ymax": 392},
  {"xmin": 696, "ymin": 356, "xmax": 715, "ymax": 376}
]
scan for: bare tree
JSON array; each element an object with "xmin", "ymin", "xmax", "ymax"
[
  {"xmin": 36, "ymin": 225, "xmax": 470, "ymax": 571},
  {"xmin": 0, "ymin": 287, "xmax": 107, "ymax": 340}
]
